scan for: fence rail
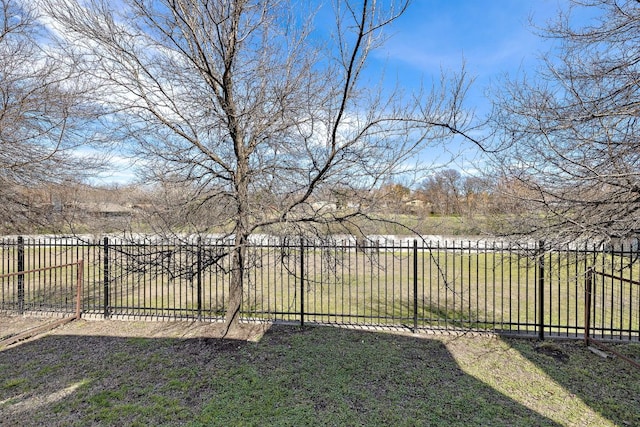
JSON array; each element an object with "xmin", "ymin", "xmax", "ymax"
[
  {"xmin": 1, "ymin": 236, "xmax": 639, "ymax": 341},
  {"xmin": 1, "ymin": 236, "xmax": 83, "ymax": 318}
]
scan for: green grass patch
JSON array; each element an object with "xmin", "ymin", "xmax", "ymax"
[
  {"xmin": 0, "ymin": 324, "xmax": 638, "ymax": 426},
  {"xmin": 2, "ymin": 377, "xmax": 27, "ymax": 390}
]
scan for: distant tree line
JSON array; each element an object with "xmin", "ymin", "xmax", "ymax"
[{"xmin": 4, "ymin": 169, "xmax": 536, "ymax": 235}]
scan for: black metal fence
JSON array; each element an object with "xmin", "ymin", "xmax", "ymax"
[{"xmin": 1, "ymin": 236, "xmax": 639, "ymax": 341}]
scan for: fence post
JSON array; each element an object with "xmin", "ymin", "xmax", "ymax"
[
  {"xmin": 103, "ymin": 237, "xmax": 110, "ymax": 318},
  {"xmin": 413, "ymin": 239, "xmax": 418, "ymax": 333},
  {"xmin": 76, "ymin": 260, "xmax": 84, "ymax": 319},
  {"xmin": 300, "ymin": 239, "xmax": 305, "ymax": 328},
  {"xmin": 197, "ymin": 236, "xmax": 202, "ymax": 320},
  {"xmin": 17, "ymin": 236, "xmax": 24, "ymax": 314},
  {"xmin": 584, "ymin": 267, "xmax": 593, "ymax": 345},
  {"xmin": 537, "ymin": 240, "xmax": 545, "ymax": 340}
]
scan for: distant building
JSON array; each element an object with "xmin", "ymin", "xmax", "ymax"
[
  {"xmin": 77, "ymin": 202, "xmax": 133, "ymax": 218},
  {"xmin": 311, "ymin": 201, "xmax": 338, "ymax": 212},
  {"xmin": 405, "ymin": 199, "xmax": 425, "ymax": 208}
]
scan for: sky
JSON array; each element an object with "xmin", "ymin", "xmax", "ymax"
[
  {"xmin": 357, "ymin": 0, "xmax": 578, "ymax": 177},
  {"xmin": 93, "ymin": 0, "xmax": 574, "ymax": 185},
  {"xmin": 372, "ymin": 0, "xmax": 562, "ymax": 106}
]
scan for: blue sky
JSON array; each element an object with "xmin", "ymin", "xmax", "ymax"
[
  {"xmin": 351, "ymin": 0, "xmax": 575, "ymax": 176},
  {"xmin": 371, "ymin": 0, "xmax": 563, "ymax": 110},
  {"xmin": 95, "ymin": 0, "xmax": 575, "ymax": 185}
]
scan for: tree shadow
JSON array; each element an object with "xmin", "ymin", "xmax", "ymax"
[
  {"xmin": 497, "ymin": 337, "xmax": 640, "ymax": 427},
  {"xmin": 0, "ymin": 325, "xmax": 560, "ymax": 426}
]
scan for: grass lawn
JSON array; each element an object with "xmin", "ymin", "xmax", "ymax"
[{"xmin": 1, "ymin": 319, "xmax": 639, "ymax": 426}]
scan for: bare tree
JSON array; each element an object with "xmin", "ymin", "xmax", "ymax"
[
  {"xmin": 0, "ymin": 0, "xmax": 105, "ymax": 232},
  {"xmin": 418, "ymin": 169, "xmax": 463, "ymax": 215},
  {"xmin": 460, "ymin": 175, "xmax": 492, "ymax": 214},
  {"xmin": 378, "ymin": 182, "xmax": 410, "ymax": 213},
  {"xmin": 488, "ymin": 0, "xmax": 640, "ymax": 245},
  {"xmin": 44, "ymin": 0, "xmax": 476, "ymax": 332}
]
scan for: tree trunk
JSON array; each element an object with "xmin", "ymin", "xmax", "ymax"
[
  {"xmin": 223, "ymin": 234, "xmax": 247, "ymax": 337},
  {"xmin": 223, "ymin": 140, "xmax": 250, "ymax": 337}
]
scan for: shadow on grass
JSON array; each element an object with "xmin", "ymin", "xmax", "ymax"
[
  {"xmin": 503, "ymin": 338, "xmax": 640, "ymax": 427},
  {"xmin": 0, "ymin": 325, "xmax": 560, "ymax": 426}
]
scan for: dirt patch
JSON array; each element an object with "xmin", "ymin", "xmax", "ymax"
[
  {"xmin": 534, "ymin": 342, "xmax": 570, "ymax": 363},
  {"xmin": 0, "ymin": 315, "xmax": 271, "ymax": 345},
  {"xmin": 0, "ymin": 315, "xmax": 58, "ymax": 340}
]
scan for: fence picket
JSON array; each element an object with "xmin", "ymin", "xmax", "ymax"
[{"xmin": 1, "ymin": 236, "xmax": 638, "ymax": 341}]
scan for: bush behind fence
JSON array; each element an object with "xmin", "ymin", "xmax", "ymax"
[{"xmin": 1, "ymin": 236, "xmax": 638, "ymax": 341}]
